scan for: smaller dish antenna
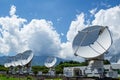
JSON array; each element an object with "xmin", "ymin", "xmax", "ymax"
[
  {"xmin": 4, "ymin": 50, "xmax": 34, "ymax": 74},
  {"xmin": 4, "ymin": 63, "xmax": 10, "ymax": 68},
  {"xmin": 19, "ymin": 50, "xmax": 33, "ymax": 74},
  {"xmin": 44, "ymin": 56, "xmax": 57, "ymax": 68},
  {"xmin": 44, "ymin": 56, "xmax": 57, "ymax": 76},
  {"xmin": 20, "ymin": 50, "xmax": 33, "ymax": 66},
  {"xmin": 11, "ymin": 61, "xmax": 16, "ymax": 67}
]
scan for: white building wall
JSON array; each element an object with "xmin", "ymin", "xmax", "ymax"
[{"xmin": 63, "ymin": 64, "xmax": 120, "ymax": 78}]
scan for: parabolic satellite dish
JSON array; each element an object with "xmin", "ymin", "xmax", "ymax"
[
  {"xmin": 4, "ymin": 50, "xmax": 33, "ymax": 67},
  {"xmin": 4, "ymin": 63, "xmax": 10, "ymax": 68},
  {"xmin": 44, "ymin": 56, "xmax": 57, "ymax": 68},
  {"xmin": 72, "ymin": 25, "xmax": 112, "ymax": 59},
  {"xmin": 72, "ymin": 25, "xmax": 112, "ymax": 77},
  {"xmin": 20, "ymin": 50, "xmax": 33, "ymax": 66},
  {"xmin": 11, "ymin": 61, "xmax": 17, "ymax": 67},
  {"xmin": 14, "ymin": 53, "xmax": 23, "ymax": 66},
  {"xmin": 4, "ymin": 50, "xmax": 34, "ymax": 74}
]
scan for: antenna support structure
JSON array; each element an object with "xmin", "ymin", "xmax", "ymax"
[{"xmin": 72, "ymin": 25, "xmax": 112, "ymax": 78}]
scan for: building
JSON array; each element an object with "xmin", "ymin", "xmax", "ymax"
[{"xmin": 63, "ymin": 64, "xmax": 120, "ymax": 78}]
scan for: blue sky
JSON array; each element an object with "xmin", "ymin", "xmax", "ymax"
[
  {"xmin": 0, "ymin": 0, "xmax": 119, "ymax": 42},
  {"xmin": 0, "ymin": 0, "xmax": 120, "ymax": 61}
]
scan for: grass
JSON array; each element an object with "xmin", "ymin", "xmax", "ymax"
[
  {"xmin": 0, "ymin": 74, "xmax": 62, "ymax": 80},
  {"xmin": 0, "ymin": 76, "xmax": 62, "ymax": 80},
  {"xmin": 0, "ymin": 76, "xmax": 27, "ymax": 80},
  {"xmin": 0, "ymin": 74, "xmax": 34, "ymax": 80},
  {"xmin": 45, "ymin": 78, "xmax": 62, "ymax": 80}
]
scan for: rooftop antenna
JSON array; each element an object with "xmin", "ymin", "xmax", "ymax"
[{"xmin": 72, "ymin": 25, "xmax": 112, "ymax": 78}]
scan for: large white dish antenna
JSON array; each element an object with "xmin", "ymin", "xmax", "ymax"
[
  {"xmin": 17, "ymin": 60, "xmax": 23, "ymax": 66},
  {"xmin": 5, "ymin": 56, "xmax": 14, "ymax": 67},
  {"xmin": 44, "ymin": 56, "xmax": 57, "ymax": 68},
  {"xmin": 20, "ymin": 50, "xmax": 33, "ymax": 66},
  {"xmin": 12, "ymin": 60, "xmax": 23, "ymax": 67},
  {"xmin": 4, "ymin": 63, "xmax": 11, "ymax": 68},
  {"xmin": 4, "ymin": 63, "xmax": 9, "ymax": 68},
  {"xmin": 11, "ymin": 61, "xmax": 17, "ymax": 67},
  {"xmin": 72, "ymin": 26, "xmax": 112, "ymax": 59},
  {"xmin": 4, "ymin": 50, "xmax": 34, "ymax": 68}
]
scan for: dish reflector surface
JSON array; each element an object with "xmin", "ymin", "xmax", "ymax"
[
  {"xmin": 4, "ymin": 63, "xmax": 11, "ymax": 68},
  {"xmin": 4, "ymin": 63, "xmax": 9, "ymax": 68},
  {"xmin": 44, "ymin": 56, "xmax": 57, "ymax": 68},
  {"xmin": 72, "ymin": 26, "xmax": 112, "ymax": 58},
  {"xmin": 4, "ymin": 50, "xmax": 34, "ymax": 68},
  {"xmin": 20, "ymin": 50, "xmax": 33, "ymax": 66}
]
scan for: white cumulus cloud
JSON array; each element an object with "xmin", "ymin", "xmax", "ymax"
[
  {"xmin": 0, "ymin": 5, "xmax": 120, "ymax": 62},
  {"xmin": 90, "ymin": 8, "xmax": 97, "ymax": 16},
  {"xmin": 0, "ymin": 5, "xmax": 61, "ymax": 57},
  {"xmin": 21, "ymin": 19, "xmax": 61, "ymax": 56},
  {"xmin": 60, "ymin": 13, "xmax": 87, "ymax": 61},
  {"xmin": 0, "ymin": 6, "xmax": 27, "ymax": 55},
  {"xmin": 92, "ymin": 5, "xmax": 120, "ymax": 55},
  {"xmin": 67, "ymin": 13, "xmax": 86, "ymax": 42},
  {"xmin": 64, "ymin": 5, "xmax": 120, "ymax": 61},
  {"xmin": 9, "ymin": 5, "xmax": 16, "ymax": 17}
]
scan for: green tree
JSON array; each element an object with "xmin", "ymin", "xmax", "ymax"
[
  {"xmin": 32, "ymin": 66, "xmax": 49, "ymax": 74},
  {"xmin": 0, "ymin": 65, "xmax": 8, "ymax": 71},
  {"xmin": 104, "ymin": 59, "xmax": 110, "ymax": 64}
]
